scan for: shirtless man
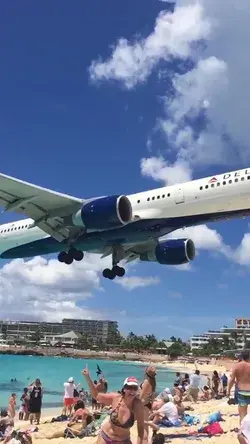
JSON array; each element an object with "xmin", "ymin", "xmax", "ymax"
[{"xmin": 228, "ymin": 351, "xmax": 250, "ymax": 422}]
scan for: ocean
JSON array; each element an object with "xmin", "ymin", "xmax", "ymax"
[{"xmin": 0, "ymin": 355, "xmax": 176, "ymax": 410}]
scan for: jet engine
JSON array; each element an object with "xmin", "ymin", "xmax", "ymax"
[
  {"xmin": 140, "ymin": 238, "xmax": 195, "ymax": 265},
  {"xmin": 72, "ymin": 195, "xmax": 132, "ymax": 230}
]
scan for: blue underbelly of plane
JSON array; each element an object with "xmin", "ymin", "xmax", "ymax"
[{"xmin": 1, "ymin": 208, "xmax": 250, "ymax": 259}]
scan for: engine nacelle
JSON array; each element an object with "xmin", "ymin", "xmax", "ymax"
[
  {"xmin": 140, "ymin": 238, "xmax": 195, "ymax": 265},
  {"xmin": 72, "ymin": 195, "xmax": 132, "ymax": 231}
]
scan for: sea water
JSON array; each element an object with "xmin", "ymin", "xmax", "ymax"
[{"xmin": 0, "ymin": 355, "xmax": 176, "ymax": 409}]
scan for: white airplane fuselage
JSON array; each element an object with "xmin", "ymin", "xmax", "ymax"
[{"xmin": 0, "ymin": 167, "xmax": 250, "ymax": 260}]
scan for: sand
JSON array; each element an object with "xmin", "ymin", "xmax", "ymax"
[
  {"xmin": 14, "ymin": 398, "xmax": 241, "ymax": 444},
  {"xmin": 12, "ymin": 359, "xmax": 239, "ymax": 444}
]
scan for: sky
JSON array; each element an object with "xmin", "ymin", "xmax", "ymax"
[{"xmin": 0, "ymin": 0, "xmax": 250, "ymax": 340}]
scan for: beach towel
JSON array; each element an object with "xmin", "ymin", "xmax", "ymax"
[
  {"xmin": 207, "ymin": 411, "xmax": 223, "ymax": 424},
  {"xmin": 184, "ymin": 414, "xmax": 200, "ymax": 425},
  {"xmin": 198, "ymin": 422, "xmax": 223, "ymax": 435}
]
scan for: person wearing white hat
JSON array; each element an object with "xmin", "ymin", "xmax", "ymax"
[
  {"xmin": 82, "ymin": 366, "xmax": 144, "ymax": 444},
  {"xmin": 62, "ymin": 377, "xmax": 80, "ymax": 415}
]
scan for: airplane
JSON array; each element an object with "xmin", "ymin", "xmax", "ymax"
[{"xmin": 0, "ymin": 167, "xmax": 249, "ymax": 280}]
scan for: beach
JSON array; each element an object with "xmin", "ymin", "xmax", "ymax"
[
  {"xmin": 14, "ymin": 397, "xmax": 240, "ymax": 444},
  {"xmin": 1, "ymin": 354, "xmax": 240, "ymax": 443}
]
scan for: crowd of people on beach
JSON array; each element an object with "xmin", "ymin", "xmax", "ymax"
[{"xmin": 1, "ymin": 353, "xmax": 250, "ymax": 444}]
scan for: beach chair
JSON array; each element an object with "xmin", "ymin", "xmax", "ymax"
[{"xmin": 64, "ymin": 413, "xmax": 108, "ymax": 439}]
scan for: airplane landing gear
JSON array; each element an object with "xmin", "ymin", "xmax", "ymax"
[
  {"xmin": 102, "ymin": 265, "xmax": 125, "ymax": 280},
  {"xmin": 102, "ymin": 246, "xmax": 126, "ymax": 279},
  {"xmin": 58, "ymin": 248, "xmax": 84, "ymax": 264}
]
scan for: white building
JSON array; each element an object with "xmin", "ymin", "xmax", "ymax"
[
  {"xmin": 190, "ymin": 335, "xmax": 210, "ymax": 350},
  {"xmin": 190, "ymin": 319, "xmax": 250, "ymax": 350},
  {"xmin": 41, "ymin": 331, "xmax": 82, "ymax": 347}
]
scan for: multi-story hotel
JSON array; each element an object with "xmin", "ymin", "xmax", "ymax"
[
  {"xmin": 0, "ymin": 318, "xmax": 119, "ymax": 344},
  {"xmin": 190, "ymin": 318, "xmax": 250, "ymax": 350}
]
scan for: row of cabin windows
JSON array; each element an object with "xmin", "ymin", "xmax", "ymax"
[
  {"xmin": 199, "ymin": 176, "xmax": 250, "ymax": 191},
  {"xmin": 137, "ymin": 193, "xmax": 171, "ymax": 204},
  {"xmin": 0, "ymin": 224, "xmax": 31, "ymax": 234}
]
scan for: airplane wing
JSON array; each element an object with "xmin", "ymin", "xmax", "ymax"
[{"xmin": 0, "ymin": 172, "xmax": 84, "ymax": 242}]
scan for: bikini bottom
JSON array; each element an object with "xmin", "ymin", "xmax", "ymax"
[{"xmin": 100, "ymin": 430, "xmax": 131, "ymax": 444}]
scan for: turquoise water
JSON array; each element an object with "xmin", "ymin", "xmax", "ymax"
[{"xmin": 0, "ymin": 355, "xmax": 176, "ymax": 409}]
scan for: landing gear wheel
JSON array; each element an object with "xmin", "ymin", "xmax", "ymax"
[
  {"xmin": 64, "ymin": 254, "xmax": 73, "ymax": 265},
  {"xmin": 58, "ymin": 251, "xmax": 67, "ymax": 263},
  {"xmin": 114, "ymin": 266, "xmax": 125, "ymax": 277},
  {"xmin": 74, "ymin": 250, "xmax": 84, "ymax": 261},
  {"xmin": 102, "ymin": 268, "xmax": 116, "ymax": 280}
]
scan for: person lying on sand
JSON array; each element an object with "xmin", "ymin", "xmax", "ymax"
[
  {"xmin": 46, "ymin": 401, "xmax": 92, "ymax": 440},
  {"xmin": 82, "ymin": 365, "xmax": 144, "ymax": 444}
]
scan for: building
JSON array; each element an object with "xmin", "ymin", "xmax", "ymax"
[
  {"xmin": 41, "ymin": 331, "xmax": 82, "ymax": 347},
  {"xmin": 0, "ymin": 320, "xmax": 63, "ymax": 342},
  {"xmin": 62, "ymin": 319, "xmax": 119, "ymax": 343},
  {"xmin": 190, "ymin": 319, "xmax": 250, "ymax": 351},
  {"xmin": 235, "ymin": 319, "xmax": 250, "ymax": 329},
  {"xmin": 189, "ymin": 335, "xmax": 210, "ymax": 350},
  {"xmin": 0, "ymin": 318, "xmax": 119, "ymax": 344}
]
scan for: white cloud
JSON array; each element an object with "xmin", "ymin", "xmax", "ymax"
[
  {"xmin": 140, "ymin": 156, "xmax": 192, "ymax": 185},
  {"xmin": 0, "ymin": 254, "xmax": 110, "ymax": 322},
  {"xmin": 116, "ymin": 275, "xmax": 160, "ymax": 291},
  {"xmin": 89, "ymin": 3, "xmax": 211, "ymax": 89}
]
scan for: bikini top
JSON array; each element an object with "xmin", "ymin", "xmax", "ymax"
[{"xmin": 110, "ymin": 397, "xmax": 135, "ymax": 429}]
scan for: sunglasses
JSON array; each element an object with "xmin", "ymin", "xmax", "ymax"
[{"xmin": 124, "ymin": 385, "xmax": 138, "ymax": 391}]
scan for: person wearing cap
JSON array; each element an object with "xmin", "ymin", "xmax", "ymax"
[
  {"xmin": 82, "ymin": 366, "xmax": 144, "ymax": 444},
  {"xmin": 139, "ymin": 366, "xmax": 157, "ymax": 444},
  {"xmin": 63, "ymin": 377, "xmax": 80, "ymax": 416}
]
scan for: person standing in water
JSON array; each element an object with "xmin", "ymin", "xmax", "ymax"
[
  {"xmin": 28, "ymin": 378, "xmax": 43, "ymax": 425},
  {"xmin": 139, "ymin": 366, "xmax": 157, "ymax": 444},
  {"xmin": 82, "ymin": 365, "xmax": 144, "ymax": 444}
]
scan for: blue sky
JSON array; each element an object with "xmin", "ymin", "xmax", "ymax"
[{"xmin": 0, "ymin": 0, "xmax": 249, "ymax": 340}]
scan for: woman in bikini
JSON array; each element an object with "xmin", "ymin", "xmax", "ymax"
[
  {"xmin": 139, "ymin": 366, "xmax": 157, "ymax": 444},
  {"xmin": 82, "ymin": 365, "xmax": 144, "ymax": 444}
]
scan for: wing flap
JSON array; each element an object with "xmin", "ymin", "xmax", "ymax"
[{"xmin": 0, "ymin": 172, "xmax": 84, "ymax": 241}]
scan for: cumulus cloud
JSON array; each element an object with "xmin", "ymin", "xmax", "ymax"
[
  {"xmin": 89, "ymin": 3, "xmax": 211, "ymax": 89},
  {"xmin": 116, "ymin": 275, "xmax": 160, "ymax": 291},
  {"xmin": 0, "ymin": 254, "xmax": 109, "ymax": 322},
  {"xmin": 140, "ymin": 157, "xmax": 192, "ymax": 185}
]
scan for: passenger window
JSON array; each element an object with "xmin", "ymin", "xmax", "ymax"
[
  {"xmin": 205, "ymin": 185, "xmax": 208, "ymax": 189},
  {"xmin": 229, "ymin": 180, "xmax": 232, "ymax": 184},
  {"xmin": 211, "ymin": 184, "xmax": 214, "ymax": 187},
  {"xmin": 152, "ymin": 196, "xmax": 155, "ymax": 200},
  {"xmin": 162, "ymin": 194, "xmax": 165, "ymax": 198},
  {"xmin": 157, "ymin": 195, "xmax": 160, "ymax": 199},
  {"xmin": 223, "ymin": 181, "xmax": 226, "ymax": 185},
  {"xmin": 147, "ymin": 197, "xmax": 150, "ymax": 201},
  {"xmin": 241, "ymin": 177, "xmax": 244, "ymax": 181},
  {"xmin": 248, "ymin": 176, "xmax": 250, "ymax": 180},
  {"xmin": 137, "ymin": 200, "xmax": 140, "ymax": 203},
  {"xmin": 235, "ymin": 178, "xmax": 238, "ymax": 182},
  {"xmin": 217, "ymin": 182, "xmax": 220, "ymax": 186},
  {"xmin": 200, "ymin": 186, "xmax": 203, "ymax": 190},
  {"xmin": 167, "ymin": 193, "xmax": 170, "ymax": 197}
]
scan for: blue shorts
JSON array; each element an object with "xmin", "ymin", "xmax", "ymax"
[{"xmin": 238, "ymin": 391, "xmax": 250, "ymax": 407}]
